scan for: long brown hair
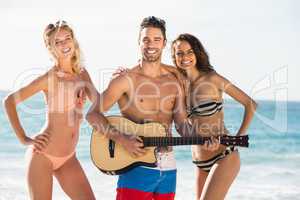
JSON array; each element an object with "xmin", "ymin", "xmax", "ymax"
[
  {"xmin": 171, "ymin": 33, "xmax": 214, "ymax": 76},
  {"xmin": 43, "ymin": 21, "xmax": 82, "ymax": 74}
]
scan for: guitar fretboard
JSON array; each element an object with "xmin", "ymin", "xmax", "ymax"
[
  {"xmin": 142, "ymin": 135, "xmax": 249, "ymax": 147},
  {"xmin": 143, "ymin": 136, "xmax": 206, "ymax": 147}
]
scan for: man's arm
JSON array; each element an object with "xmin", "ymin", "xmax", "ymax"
[
  {"xmin": 86, "ymin": 73, "xmax": 145, "ymax": 156},
  {"xmin": 163, "ymin": 65, "xmax": 194, "ymax": 136},
  {"xmin": 172, "ymin": 80, "xmax": 194, "ymax": 137}
]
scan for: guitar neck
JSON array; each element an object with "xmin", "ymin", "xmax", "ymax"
[
  {"xmin": 142, "ymin": 135, "xmax": 249, "ymax": 147},
  {"xmin": 143, "ymin": 137, "xmax": 205, "ymax": 147}
]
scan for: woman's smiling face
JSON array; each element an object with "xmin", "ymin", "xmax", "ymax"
[
  {"xmin": 50, "ymin": 28, "xmax": 75, "ymax": 60},
  {"xmin": 173, "ymin": 40, "xmax": 197, "ymax": 71}
]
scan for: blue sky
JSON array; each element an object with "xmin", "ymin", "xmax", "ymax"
[{"xmin": 0, "ymin": 0, "xmax": 299, "ymax": 100}]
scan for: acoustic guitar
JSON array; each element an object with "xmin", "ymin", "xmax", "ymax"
[{"xmin": 90, "ymin": 116, "xmax": 249, "ymax": 175}]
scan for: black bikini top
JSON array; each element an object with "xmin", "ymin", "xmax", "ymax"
[{"xmin": 188, "ymin": 100, "xmax": 223, "ymax": 118}]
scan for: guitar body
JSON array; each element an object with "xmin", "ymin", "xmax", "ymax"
[{"xmin": 90, "ymin": 116, "xmax": 167, "ymax": 175}]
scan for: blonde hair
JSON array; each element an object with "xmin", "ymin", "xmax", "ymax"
[{"xmin": 43, "ymin": 21, "xmax": 82, "ymax": 74}]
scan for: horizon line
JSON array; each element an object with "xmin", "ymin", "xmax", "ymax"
[{"xmin": 0, "ymin": 89, "xmax": 299, "ymax": 103}]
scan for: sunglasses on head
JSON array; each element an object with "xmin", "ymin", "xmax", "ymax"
[{"xmin": 46, "ymin": 20, "xmax": 68, "ymax": 30}]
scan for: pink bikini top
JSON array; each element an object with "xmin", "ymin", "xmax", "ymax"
[{"xmin": 46, "ymin": 67, "xmax": 87, "ymax": 114}]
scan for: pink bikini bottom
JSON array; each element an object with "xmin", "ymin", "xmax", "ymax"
[{"xmin": 26, "ymin": 147, "xmax": 75, "ymax": 170}]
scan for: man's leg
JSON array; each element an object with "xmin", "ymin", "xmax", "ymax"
[
  {"xmin": 153, "ymin": 169, "xmax": 176, "ymax": 200},
  {"xmin": 116, "ymin": 166, "xmax": 159, "ymax": 200}
]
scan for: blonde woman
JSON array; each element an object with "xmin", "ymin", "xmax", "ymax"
[
  {"xmin": 3, "ymin": 21, "xmax": 97, "ymax": 200},
  {"xmin": 170, "ymin": 33, "xmax": 257, "ymax": 200}
]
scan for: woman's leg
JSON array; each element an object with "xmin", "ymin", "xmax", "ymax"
[
  {"xmin": 195, "ymin": 168, "xmax": 209, "ymax": 200},
  {"xmin": 200, "ymin": 151, "xmax": 240, "ymax": 200},
  {"xmin": 26, "ymin": 150, "xmax": 53, "ymax": 200},
  {"xmin": 54, "ymin": 154, "xmax": 95, "ymax": 200}
]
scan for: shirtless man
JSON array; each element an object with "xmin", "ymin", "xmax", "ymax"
[{"xmin": 86, "ymin": 16, "xmax": 191, "ymax": 200}]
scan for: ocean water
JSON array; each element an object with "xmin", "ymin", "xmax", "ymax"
[{"xmin": 0, "ymin": 91, "xmax": 299, "ymax": 200}]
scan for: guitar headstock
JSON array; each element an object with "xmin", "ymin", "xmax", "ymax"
[{"xmin": 219, "ymin": 135, "xmax": 249, "ymax": 147}]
